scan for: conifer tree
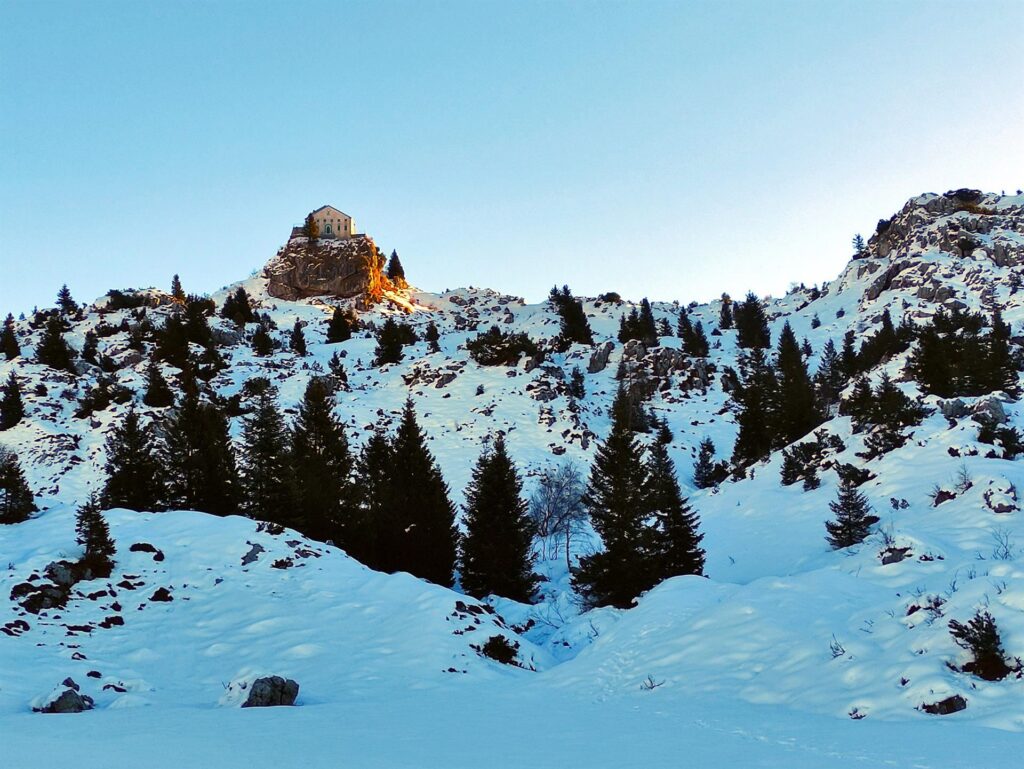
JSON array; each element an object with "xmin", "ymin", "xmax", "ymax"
[
  {"xmin": 251, "ymin": 323, "xmax": 273, "ymax": 356},
  {"xmin": 734, "ymin": 291, "xmax": 771, "ymax": 348},
  {"xmin": 774, "ymin": 321, "xmax": 820, "ymax": 445},
  {"xmin": 840, "ymin": 330, "xmax": 858, "ymax": 377},
  {"xmin": 646, "ymin": 437, "xmax": 704, "ymax": 579},
  {"xmin": 155, "ymin": 314, "xmax": 190, "ymax": 369},
  {"xmin": 1, "ymin": 314, "xmax": 20, "ymax": 360},
  {"xmin": 75, "ymin": 493, "xmax": 116, "ymax": 576},
  {"xmin": 459, "ymin": 436, "xmax": 538, "ymax": 602},
  {"xmin": 676, "ymin": 309, "xmax": 693, "ymax": 342},
  {"xmin": 686, "ymin": 321, "xmax": 710, "ymax": 357},
  {"xmin": 0, "ymin": 446, "xmax": 36, "ymax": 523},
  {"xmin": 142, "ymin": 360, "xmax": 174, "ymax": 408},
  {"xmin": 731, "ymin": 347, "xmax": 778, "ymax": 466},
  {"xmin": 374, "ymin": 318, "xmax": 404, "ymax": 365},
  {"xmin": 573, "ymin": 387, "xmax": 654, "ymax": 608},
  {"xmin": 304, "ymin": 212, "xmax": 320, "ymax": 240},
  {"xmin": 386, "ymin": 250, "xmax": 406, "ymax": 285},
  {"xmin": 692, "ymin": 437, "xmax": 725, "ymax": 489},
  {"xmin": 0, "ymin": 372, "xmax": 24, "ymax": 430},
  {"xmin": 170, "ymin": 274, "xmax": 186, "ymax": 302},
  {"xmin": 814, "ymin": 339, "xmax": 845, "ymax": 408},
  {"xmin": 289, "ymin": 377, "xmax": 355, "ymax": 543},
  {"xmin": 378, "ymin": 399, "xmax": 458, "ymax": 586},
  {"xmin": 552, "ymin": 287, "xmax": 594, "ymax": 346},
  {"xmin": 326, "ymin": 307, "xmax": 357, "ymax": 344},
  {"xmin": 985, "ymin": 309, "xmax": 1018, "ymax": 395},
  {"xmin": 290, "ymin": 319, "xmax": 307, "ymax": 356},
  {"xmin": 638, "ymin": 298, "xmax": 658, "ymax": 345},
  {"xmin": 56, "ymin": 284, "xmax": 78, "ymax": 315},
  {"xmin": 163, "ymin": 392, "xmax": 240, "ymax": 516},
  {"xmin": 102, "ymin": 407, "xmax": 165, "ymax": 512},
  {"xmin": 221, "ymin": 287, "xmax": 254, "ymax": 325},
  {"xmin": 36, "ymin": 314, "xmax": 77, "ymax": 373},
  {"xmin": 349, "ymin": 430, "xmax": 393, "ymax": 568},
  {"xmin": 719, "ymin": 294, "xmax": 734, "ymax": 329},
  {"xmin": 825, "ymin": 478, "xmax": 873, "ymax": 549},
  {"xmin": 567, "ymin": 366, "xmax": 586, "ymax": 399},
  {"xmin": 424, "ymin": 321, "xmax": 441, "ymax": 353},
  {"xmin": 239, "ymin": 388, "xmax": 294, "ymax": 527}
]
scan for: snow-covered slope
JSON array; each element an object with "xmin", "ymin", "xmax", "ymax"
[{"xmin": 3, "ymin": 190, "xmax": 1024, "ymax": 766}]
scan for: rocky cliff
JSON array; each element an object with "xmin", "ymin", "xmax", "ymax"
[{"xmin": 264, "ymin": 235, "xmax": 380, "ymax": 301}]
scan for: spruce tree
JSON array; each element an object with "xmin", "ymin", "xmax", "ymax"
[
  {"xmin": 424, "ymin": 321, "xmax": 440, "ymax": 353},
  {"xmin": 825, "ymin": 478, "xmax": 873, "ymax": 549},
  {"xmin": 221, "ymin": 287, "xmax": 254, "ymax": 325},
  {"xmin": 374, "ymin": 318, "xmax": 404, "ymax": 365},
  {"xmin": 567, "ymin": 366, "xmax": 586, "ymax": 399},
  {"xmin": 719, "ymin": 294, "xmax": 734, "ymax": 329},
  {"xmin": 75, "ymin": 493, "xmax": 116, "ymax": 576},
  {"xmin": 304, "ymin": 212, "xmax": 320, "ymax": 240},
  {"xmin": 102, "ymin": 407, "xmax": 165, "ymax": 511},
  {"xmin": 1, "ymin": 314, "xmax": 20, "ymax": 360},
  {"xmin": 290, "ymin": 319, "xmax": 307, "ymax": 356},
  {"xmin": 170, "ymin": 274, "xmax": 186, "ymax": 302},
  {"xmin": 646, "ymin": 437, "xmax": 705, "ymax": 579},
  {"xmin": 0, "ymin": 372, "xmax": 25, "ymax": 430},
  {"xmin": 289, "ymin": 377, "xmax": 355, "ymax": 543},
  {"xmin": 251, "ymin": 323, "xmax": 273, "ymax": 356},
  {"xmin": 326, "ymin": 307, "xmax": 357, "ymax": 344},
  {"xmin": 985, "ymin": 309, "xmax": 1018, "ymax": 395},
  {"xmin": 676, "ymin": 309, "xmax": 693, "ymax": 342},
  {"xmin": 142, "ymin": 360, "xmax": 174, "ymax": 408},
  {"xmin": 735, "ymin": 292, "xmax": 771, "ymax": 348},
  {"xmin": 553, "ymin": 288, "xmax": 594, "ymax": 347},
  {"xmin": 350, "ymin": 430, "xmax": 393, "ymax": 568},
  {"xmin": 814, "ymin": 339, "xmax": 845, "ymax": 408},
  {"xmin": 163, "ymin": 392, "xmax": 240, "ymax": 516},
  {"xmin": 687, "ymin": 321, "xmax": 710, "ymax": 357},
  {"xmin": 573, "ymin": 387, "xmax": 654, "ymax": 608},
  {"xmin": 692, "ymin": 437, "xmax": 724, "ymax": 489},
  {"xmin": 81, "ymin": 330, "xmax": 99, "ymax": 365},
  {"xmin": 775, "ymin": 321, "xmax": 820, "ymax": 445},
  {"xmin": 56, "ymin": 284, "xmax": 78, "ymax": 315},
  {"xmin": 155, "ymin": 314, "xmax": 190, "ymax": 369},
  {"xmin": 239, "ymin": 388, "xmax": 294, "ymax": 527},
  {"xmin": 638, "ymin": 299, "xmax": 658, "ymax": 345},
  {"xmin": 731, "ymin": 347, "xmax": 778, "ymax": 466},
  {"xmin": 0, "ymin": 446, "xmax": 36, "ymax": 523},
  {"xmin": 459, "ymin": 436, "xmax": 538, "ymax": 602},
  {"xmin": 36, "ymin": 315, "xmax": 77, "ymax": 373},
  {"xmin": 840, "ymin": 330, "xmax": 858, "ymax": 377},
  {"xmin": 386, "ymin": 250, "xmax": 406, "ymax": 285},
  {"xmin": 379, "ymin": 399, "xmax": 458, "ymax": 586}
]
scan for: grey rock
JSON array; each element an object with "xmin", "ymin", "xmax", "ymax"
[
  {"xmin": 972, "ymin": 396, "xmax": 1008, "ymax": 425},
  {"xmin": 940, "ymin": 399, "xmax": 968, "ymax": 419},
  {"xmin": 265, "ymin": 236, "xmax": 378, "ymax": 301},
  {"xmin": 35, "ymin": 687, "xmax": 94, "ymax": 714},
  {"xmin": 242, "ymin": 676, "xmax": 299, "ymax": 708},
  {"xmin": 587, "ymin": 341, "xmax": 615, "ymax": 373}
]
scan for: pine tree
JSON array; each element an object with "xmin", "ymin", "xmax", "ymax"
[
  {"xmin": 36, "ymin": 314, "xmax": 77, "ymax": 373},
  {"xmin": 142, "ymin": 360, "xmax": 174, "ymax": 408},
  {"xmin": 155, "ymin": 314, "xmax": 190, "ymax": 369},
  {"xmin": 573, "ymin": 387, "xmax": 654, "ymax": 608},
  {"xmin": 424, "ymin": 321, "xmax": 440, "ymax": 353},
  {"xmin": 326, "ymin": 307, "xmax": 357, "ymax": 344},
  {"xmin": 290, "ymin": 319, "xmax": 307, "ymax": 356},
  {"xmin": 774, "ymin": 321, "xmax": 820, "ymax": 445},
  {"xmin": 553, "ymin": 287, "xmax": 594, "ymax": 346},
  {"xmin": 825, "ymin": 479, "xmax": 873, "ymax": 549},
  {"xmin": 386, "ymin": 250, "xmax": 406, "ymax": 285},
  {"xmin": 374, "ymin": 318, "xmax": 404, "ymax": 365},
  {"xmin": 1, "ymin": 314, "xmax": 19, "ymax": 360},
  {"xmin": 81, "ymin": 330, "xmax": 99, "ymax": 365},
  {"xmin": 75, "ymin": 493, "xmax": 116, "ymax": 576},
  {"xmin": 646, "ymin": 438, "xmax": 704, "ymax": 579},
  {"xmin": 692, "ymin": 437, "xmax": 724, "ymax": 489},
  {"xmin": 56, "ymin": 284, "xmax": 78, "ymax": 315},
  {"xmin": 814, "ymin": 339, "xmax": 845, "ymax": 408},
  {"xmin": 734, "ymin": 292, "xmax": 771, "ymax": 348},
  {"xmin": 852, "ymin": 233, "xmax": 866, "ymax": 256},
  {"xmin": 719, "ymin": 294, "xmax": 734, "ymax": 330},
  {"xmin": 251, "ymin": 323, "xmax": 274, "ymax": 356},
  {"xmin": 459, "ymin": 436, "xmax": 538, "ymax": 602},
  {"xmin": 170, "ymin": 274, "xmax": 186, "ymax": 302},
  {"xmin": 239, "ymin": 389, "xmax": 294, "ymax": 527},
  {"xmin": 0, "ymin": 372, "xmax": 24, "ymax": 430},
  {"xmin": 348, "ymin": 430, "xmax": 393, "ymax": 567},
  {"xmin": 289, "ymin": 377, "xmax": 355, "ymax": 543},
  {"xmin": 687, "ymin": 321, "xmax": 710, "ymax": 357},
  {"xmin": 304, "ymin": 212, "xmax": 320, "ymax": 240},
  {"xmin": 731, "ymin": 347, "xmax": 778, "ymax": 466},
  {"xmin": 676, "ymin": 309, "xmax": 693, "ymax": 342},
  {"xmin": 840, "ymin": 330, "xmax": 858, "ymax": 377},
  {"xmin": 378, "ymin": 399, "xmax": 458, "ymax": 586},
  {"xmin": 163, "ymin": 392, "xmax": 240, "ymax": 516},
  {"xmin": 638, "ymin": 299, "xmax": 657, "ymax": 345},
  {"xmin": 567, "ymin": 366, "xmax": 586, "ymax": 399},
  {"xmin": 102, "ymin": 407, "xmax": 165, "ymax": 511},
  {"xmin": 0, "ymin": 446, "xmax": 36, "ymax": 523},
  {"xmin": 221, "ymin": 287, "xmax": 254, "ymax": 325},
  {"xmin": 984, "ymin": 309, "xmax": 1018, "ymax": 395}
]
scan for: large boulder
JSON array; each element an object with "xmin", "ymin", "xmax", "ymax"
[
  {"xmin": 265, "ymin": 236, "xmax": 378, "ymax": 301},
  {"xmin": 33, "ymin": 680, "xmax": 94, "ymax": 714},
  {"xmin": 587, "ymin": 341, "xmax": 615, "ymax": 374},
  {"xmin": 241, "ymin": 676, "xmax": 300, "ymax": 708}
]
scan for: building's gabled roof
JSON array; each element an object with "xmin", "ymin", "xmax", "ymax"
[{"xmin": 312, "ymin": 205, "xmax": 351, "ymax": 218}]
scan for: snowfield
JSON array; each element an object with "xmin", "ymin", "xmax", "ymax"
[{"xmin": 3, "ymin": 192, "xmax": 1024, "ymax": 766}]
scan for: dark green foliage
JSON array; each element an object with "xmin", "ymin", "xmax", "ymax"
[
  {"xmin": 220, "ymin": 287, "xmax": 254, "ymax": 326},
  {"xmin": 692, "ymin": 437, "xmax": 728, "ymax": 489},
  {"xmin": 977, "ymin": 420, "xmax": 1024, "ymax": 459},
  {"xmin": 734, "ymin": 292, "xmax": 771, "ymax": 349},
  {"xmin": 677, "ymin": 310, "xmax": 709, "ymax": 357},
  {"xmin": 36, "ymin": 314, "xmax": 77, "ymax": 373},
  {"xmin": 240, "ymin": 389, "xmax": 295, "ymax": 527},
  {"xmin": 573, "ymin": 387, "xmax": 654, "ymax": 608},
  {"xmin": 480, "ymin": 635, "xmax": 518, "ymax": 665},
  {"xmin": 1, "ymin": 314, "xmax": 20, "ymax": 360},
  {"xmin": 328, "ymin": 351, "xmax": 348, "ymax": 383},
  {"xmin": 290, "ymin": 320, "xmax": 307, "ymax": 356},
  {"xmin": 0, "ymin": 446, "xmax": 36, "ymax": 523},
  {"xmin": 467, "ymin": 325, "xmax": 539, "ymax": 366},
  {"xmin": 170, "ymin": 274, "xmax": 185, "ymax": 302},
  {"xmin": 719, "ymin": 295, "xmax": 734, "ymax": 330},
  {"xmin": 840, "ymin": 330, "xmax": 858, "ymax": 378},
  {"xmin": 105, "ymin": 289, "xmax": 154, "ymax": 311},
  {"xmin": 349, "ymin": 430, "xmax": 393, "ymax": 568},
  {"xmin": 676, "ymin": 309, "xmax": 692, "ymax": 341},
  {"xmin": 550, "ymin": 286, "xmax": 594, "ymax": 347},
  {"xmin": 326, "ymin": 307, "xmax": 359, "ymax": 344},
  {"xmin": 1, "ymin": 372, "xmax": 24, "ymax": 430},
  {"xmin": 814, "ymin": 339, "xmax": 845, "ymax": 408},
  {"xmin": 617, "ymin": 299, "xmax": 657, "ymax": 345},
  {"xmin": 424, "ymin": 321, "xmax": 440, "ymax": 352},
  {"xmin": 774, "ymin": 322, "xmax": 821, "ymax": 445},
  {"xmin": 56, "ymin": 284, "xmax": 78, "ymax": 315},
  {"xmin": 251, "ymin": 323, "xmax": 274, "ymax": 356},
  {"xmin": 646, "ymin": 438, "xmax": 704, "ymax": 579},
  {"xmin": 731, "ymin": 347, "xmax": 778, "ymax": 467},
  {"xmin": 162, "ymin": 392, "xmax": 240, "ymax": 516},
  {"xmin": 155, "ymin": 314, "xmax": 190, "ymax": 369},
  {"xmin": 948, "ymin": 610, "xmax": 1014, "ymax": 681},
  {"xmin": 102, "ymin": 408, "xmax": 165, "ymax": 512},
  {"xmin": 779, "ymin": 434, "xmax": 842, "ymax": 489},
  {"xmin": 810, "ymin": 313, "xmax": 821, "ymax": 330},
  {"xmin": 567, "ymin": 366, "xmax": 585, "ymax": 400},
  {"xmin": 374, "ymin": 318, "xmax": 406, "ymax": 365},
  {"xmin": 852, "ymin": 233, "xmax": 866, "ymax": 255},
  {"xmin": 656, "ymin": 317, "xmax": 673, "ymax": 338},
  {"xmin": 75, "ymin": 493, "xmax": 116, "ymax": 576},
  {"xmin": 386, "ymin": 250, "xmax": 406, "ymax": 283},
  {"xmin": 825, "ymin": 479, "xmax": 873, "ymax": 549},
  {"xmin": 142, "ymin": 360, "xmax": 174, "ymax": 408},
  {"xmin": 289, "ymin": 377, "xmax": 355, "ymax": 543},
  {"xmin": 74, "ymin": 377, "xmax": 133, "ymax": 419},
  {"xmin": 81, "ymin": 330, "xmax": 99, "ymax": 365},
  {"xmin": 376, "ymin": 399, "xmax": 458, "ymax": 587},
  {"xmin": 183, "ymin": 295, "xmax": 215, "ymax": 348},
  {"xmin": 459, "ymin": 436, "xmax": 538, "ymax": 602},
  {"xmin": 840, "ymin": 373, "xmax": 928, "ymax": 434}
]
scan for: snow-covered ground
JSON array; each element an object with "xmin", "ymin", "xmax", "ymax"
[{"xmin": 3, "ymin": 191, "xmax": 1024, "ymax": 765}]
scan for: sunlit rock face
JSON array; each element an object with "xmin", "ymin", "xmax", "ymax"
[{"xmin": 265, "ymin": 235, "xmax": 379, "ymax": 301}]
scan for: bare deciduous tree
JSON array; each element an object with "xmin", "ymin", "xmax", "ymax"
[{"xmin": 529, "ymin": 462, "xmax": 587, "ymax": 571}]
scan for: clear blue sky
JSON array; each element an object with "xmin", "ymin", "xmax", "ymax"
[{"xmin": 1, "ymin": 1, "xmax": 1021, "ymax": 316}]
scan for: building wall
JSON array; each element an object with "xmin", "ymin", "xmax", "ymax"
[{"xmin": 313, "ymin": 207, "xmax": 355, "ymax": 238}]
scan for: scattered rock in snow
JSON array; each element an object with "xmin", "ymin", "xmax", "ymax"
[
  {"xmin": 241, "ymin": 676, "xmax": 300, "ymax": 708},
  {"xmin": 920, "ymin": 695, "xmax": 967, "ymax": 715}
]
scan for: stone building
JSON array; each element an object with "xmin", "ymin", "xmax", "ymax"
[{"xmin": 294, "ymin": 205, "xmax": 355, "ymax": 239}]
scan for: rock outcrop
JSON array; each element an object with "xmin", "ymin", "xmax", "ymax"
[
  {"xmin": 241, "ymin": 676, "xmax": 300, "ymax": 708},
  {"xmin": 265, "ymin": 235, "xmax": 380, "ymax": 301}
]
